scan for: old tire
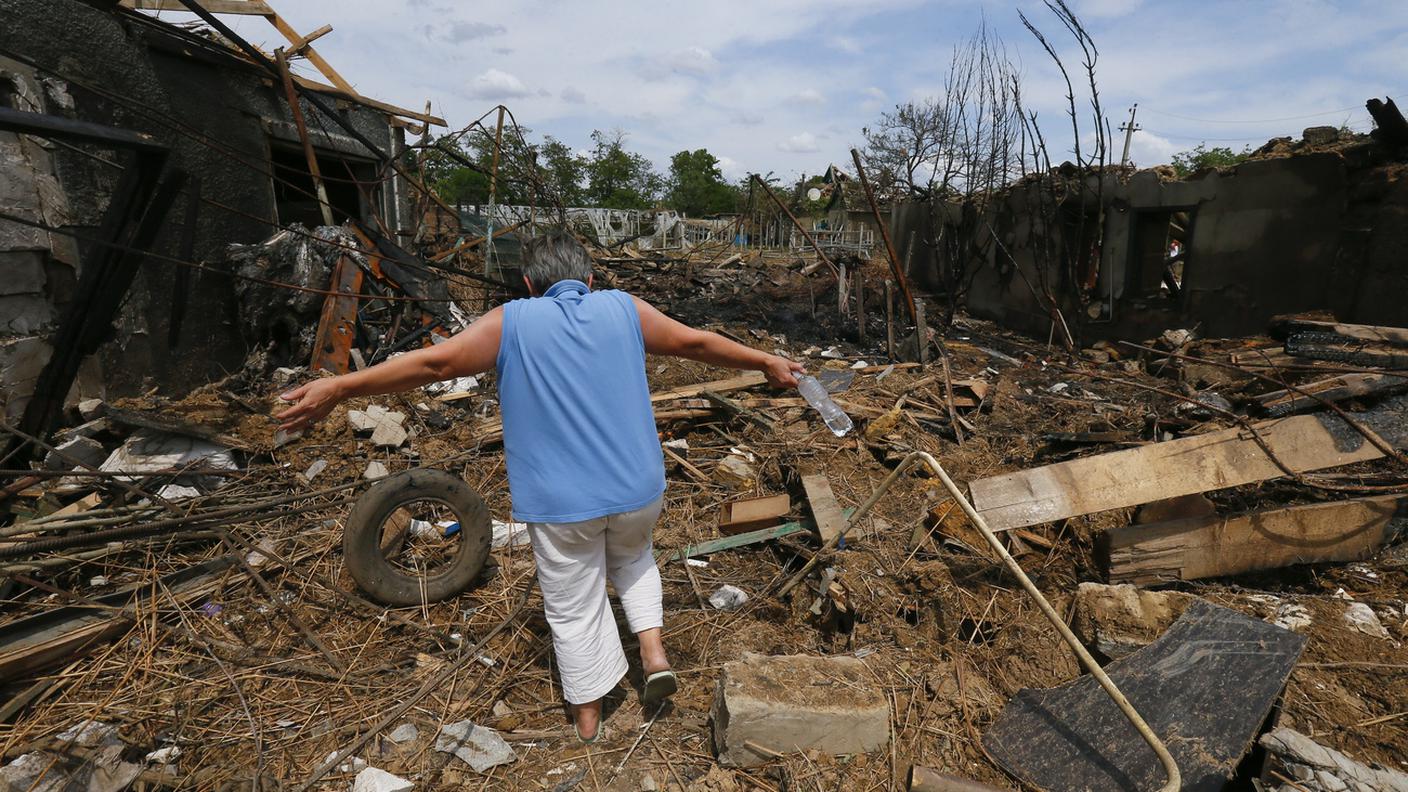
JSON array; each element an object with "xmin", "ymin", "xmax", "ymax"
[{"xmin": 343, "ymin": 468, "xmax": 491, "ymax": 606}]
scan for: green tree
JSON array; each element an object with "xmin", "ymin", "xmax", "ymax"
[
  {"xmin": 1170, "ymin": 143, "xmax": 1253, "ymax": 177},
  {"xmin": 666, "ymin": 148, "xmax": 740, "ymax": 216},
  {"xmin": 584, "ymin": 129, "xmax": 662, "ymax": 209},
  {"xmin": 538, "ymin": 136, "xmax": 587, "ymax": 207}
]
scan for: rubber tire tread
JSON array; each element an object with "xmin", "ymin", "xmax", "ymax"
[{"xmin": 343, "ymin": 468, "xmax": 491, "ymax": 606}]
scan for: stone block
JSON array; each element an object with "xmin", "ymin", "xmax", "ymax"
[
  {"xmin": 43, "ymin": 435, "xmax": 106, "ymax": 470},
  {"xmin": 711, "ymin": 653, "xmax": 889, "ymax": 766},
  {"xmin": 0, "ymin": 293, "xmax": 53, "ymax": 334},
  {"xmin": 1070, "ymin": 582, "xmax": 1196, "ymax": 659}
]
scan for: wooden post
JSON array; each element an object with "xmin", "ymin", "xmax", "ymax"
[
  {"xmin": 483, "ymin": 105, "xmax": 506, "ymax": 309},
  {"xmin": 915, "ymin": 301, "xmax": 928, "ymax": 369},
  {"xmin": 850, "ymin": 148, "xmax": 916, "ymax": 324},
  {"xmin": 275, "ymin": 48, "xmax": 334, "ymax": 226},
  {"xmin": 855, "ymin": 266, "xmax": 865, "ymax": 342},
  {"xmin": 751, "ymin": 174, "xmax": 836, "ymax": 274},
  {"xmin": 885, "ymin": 280, "xmax": 895, "ymax": 360}
]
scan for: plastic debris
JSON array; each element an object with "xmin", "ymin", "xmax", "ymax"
[
  {"xmin": 709, "ymin": 584, "xmax": 749, "ymax": 611},
  {"xmin": 1343, "ymin": 602, "xmax": 1389, "ymax": 639}
]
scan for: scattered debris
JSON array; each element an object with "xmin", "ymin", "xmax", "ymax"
[
  {"xmin": 353, "ymin": 766, "xmax": 416, "ymax": 792},
  {"xmin": 1260, "ymin": 727, "xmax": 1408, "ymax": 791},
  {"xmin": 708, "ymin": 584, "xmax": 749, "ymax": 611}
]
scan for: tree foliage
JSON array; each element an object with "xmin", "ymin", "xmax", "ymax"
[
  {"xmin": 666, "ymin": 149, "xmax": 740, "ymax": 216},
  {"xmin": 1170, "ymin": 143, "xmax": 1253, "ymax": 177},
  {"xmin": 584, "ymin": 129, "xmax": 663, "ymax": 210}
]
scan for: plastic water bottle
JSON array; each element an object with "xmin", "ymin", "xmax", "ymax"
[{"xmin": 797, "ymin": 374, "xmax": 854, "ymax": 437}]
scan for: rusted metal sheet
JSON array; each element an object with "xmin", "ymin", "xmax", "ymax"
[{"xmin": 310, "ymin": 253, "xmax": 363, "ymax": 374}]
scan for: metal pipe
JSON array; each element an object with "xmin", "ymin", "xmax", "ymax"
[{"xmin": 780, "ymin": 451, "xmax": 1180, "ymax": 792}]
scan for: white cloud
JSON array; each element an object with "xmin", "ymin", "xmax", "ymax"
[
  {"xmin": 864, "ymin": 86, "xmax": 887, "ymax": 101},
  {"xmin": 831, "ymin": 35, "xmax": 862, "ymax": 54},
  {"xmin": 466, "ymin": 68, "xmax": 531, "ymax": 100},
  {"xmin": 560, "ymin": 86, "xmax": 587, "ymax": 104},
  {"xmin": 716, "ymin": 155, "xmax": 746, "ymax": 180},
  {"xmin": 663, "ymin": 46, "xmax": 719, "ymax": 76},
  {"xmin": 1072, "ymin": 0, "xmax": 1144, "ymax": 18},
  {"xmin": 791, "ymin": 88, "xmax": 826, "ymax": 106},
  {"xmin": 778, "ymin": 132, "xmax": 820, "ymax": 153},
  {"xmin": 436, "ymin": 21, "xmax": 506, "ymax": 42}
]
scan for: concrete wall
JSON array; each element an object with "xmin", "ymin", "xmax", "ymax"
[
  {"xmin": 0, "ymin": 0, "xmax": 409, "ymax": 419},
  {"xmin": 894, "ymin": 146, "xmax": 1408, "ymax": 343}
]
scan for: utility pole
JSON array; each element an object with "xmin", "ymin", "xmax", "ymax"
[{"xmin": 1119, "ymin": 103, "xmax": 1140, "ymax": 168}]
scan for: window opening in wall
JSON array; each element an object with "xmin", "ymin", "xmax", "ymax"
[
  {"xmin": 270, "ymin": 143, "xmax": 377, "ymax": 227},
  {"xmin": 1130, "ymin": 208, "xmax": 1194, "ymax": 303}
]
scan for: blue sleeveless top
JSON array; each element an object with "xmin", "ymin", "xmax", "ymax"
[{"xmin": 496, "ymin": 280, "xmax": 666, "ymax": 522}]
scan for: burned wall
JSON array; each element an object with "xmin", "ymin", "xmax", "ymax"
[
  {"xmin": 0, "ymin": 0, "xmax": 408, "ymax": 419},
  {"xmin": 895, "ymin": 144, "xmax": 1408, "ymax": 343}
]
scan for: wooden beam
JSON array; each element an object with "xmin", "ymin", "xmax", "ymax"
[
  {"xmin": 287, "ymin": 23, "xmax": 332, "ymax": 55},
  {"xmin": 1269, "ymin": 317, "xmax": 1408, "ymax": 347},
  {"xmin": 719, "ymin": 494, "xmax": 791, "ymax": 535},
  {"xmin": 288, "ymin": 73, "xmax": 446, "ymax": 126},
  {"xmin": 1100, "ymin": 495, "xmax": 1408, "ymax": 585},
  {"xmin": 650, "ymin": 372, "xmax": 767, "ymax": 404},
  {"xmin": 1256, "ymin": 372, "xmax": 1408, "ymax": 417},
  {"xmin": 800, "ymin": 474, "xmax": 847, "ymax": 545},
  {"xmin": 121, "ymin": 0, "xmax": 272, "ymax": 14},
  {"xmin": 262, "ymin": 9, "xmax": 355, "ymax": 96},
  {"xmin": 969, "ymin": 405, "xmax": 1408, "ymax": 532}
]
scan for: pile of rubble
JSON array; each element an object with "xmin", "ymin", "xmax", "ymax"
[{"xmin": 2, "ymin": 237, "xmax": 1407, "ymax": 791}]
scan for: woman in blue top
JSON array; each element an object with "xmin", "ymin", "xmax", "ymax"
[{"xmin": 278, "ymin": 230, "xmax": 802, "ymax": 743}]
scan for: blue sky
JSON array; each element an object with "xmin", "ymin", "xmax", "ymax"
[{"xmin": 150, "ymin": 0, "xmax": 1408, "ymax": 183}]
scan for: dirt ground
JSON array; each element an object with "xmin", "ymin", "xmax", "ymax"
[{"xmin": 2, "ymin": 250, "xmax": 1406, "ymax": 791}]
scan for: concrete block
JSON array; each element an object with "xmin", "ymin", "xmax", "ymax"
[
  {"xmin": 44, "ymin": 435, "xmax": 106, "ymax": 470},
  {"xmin": 0, "ymin": 335, "xmax": 52, "ymax": 422},
  {"xmin": 77, "ymin": 398, "xmax": 106, "ymax": 421},
  {"xmin": 1070, "ymin": 582, "xmax": 1196, "ymax": 659},
  {"xmin": 711, "ymin": 653, "xmax": 889, "ymax": 766}
]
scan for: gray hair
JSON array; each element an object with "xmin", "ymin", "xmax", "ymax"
[{"xmin": 522, "ymin": 230, "xmax": 592, "ymax": 292}]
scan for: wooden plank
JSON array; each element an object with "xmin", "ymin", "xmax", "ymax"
[
  {"xmin": 1256, "ymin": 372, "xmax": 1407, "ymax": 417},
  {"xmin": 289, "ymin": 73, "xmax": 446, "ymax": 126},
  {"xmin": 264, "ymin": 10, "xmax": 356, "ymax": 95},
  {"xmin": 800, "ymin": 474, "xmax": 847, "ymax": 544},
  {"xmin": 122, "ymin": 0, "xmax": 273, "ymax": 14},
  {"xmin": 104, "ymin": 407, "xmax": 251, "ymax": 450},
  {"xmin": 287, "ymin": 23, "xmax": 332, "ymax": 55},
  {"xmin": 663, "ymin": 509, "xmax": 855, "ymax": 561},
  {"xmin": 969, "ymin": 406, "xmax": 1406, "ymax": 532},
  {"xmin": 650, "ymin": 372, "xmax": 767, "ymax": 403},
  {"xmin": 1100, "ymin": 495, "xmax": 1408, "ymax": 585},
  {"xmin": 719, "ymin": 494, "xmax": 791, "ymax": 535}
]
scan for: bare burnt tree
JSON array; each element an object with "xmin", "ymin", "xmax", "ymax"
[
  {"xmin": 861, "ymin": 21, "xmax": 1020, "ymax": 325},
  {"xmin": 1007, "ymin": 0, "xmax": 1112, "ymax": 350}
]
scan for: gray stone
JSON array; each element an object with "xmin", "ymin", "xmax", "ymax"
[
  {"xmin": 349, "ymin": 405, "xmax": 408, "ymax": 448},
  {"xmin": 711, "ymin": 653, "xmax": 889, "ymax": 766},
  {"xmin": 387, "ymin": 723, "xmax": 418, "ymax": 743},
  {"xmin": 0, "ymin": 335, "xmax": 51, "ymax": 422},
  {"xmin": 353, "ymin": 767, "xmax": 414, "ymax": 792},
  {"xmin": 0, "ymin": 294, "xmax": 53, "ymax": 334},
  {"xmin": 43, "ymin": 435, "xmax": 106, "ymax": 470},
  {"xmin": 363, "ymin": 461, "xmax": 389, "ymax": 480},
  {"xmin": 1070, "ymin": 582, "xmax": 1197, "ymax": 659},
  {"xmin": 1303, "ymin": 126, "xmax": 1340, "ymax": 146},
  {"xmin": 0, "ymin": 250, "xmax": 46, "ymax": 295},
  {"xmin": 371, "ymin": 420, "xmax": 408, "ymax": 449},
  {"xmin": 434, "ymin": 720, "xmax": 515, "ymax": 773},
  {"xmin": 77, "ymin": 398, "xmax": 106, "ymax": 421}
]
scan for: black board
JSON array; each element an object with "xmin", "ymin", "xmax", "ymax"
[{"xmin": 984, "ymin": 600, "xmax": 1306, "ymax": 791}]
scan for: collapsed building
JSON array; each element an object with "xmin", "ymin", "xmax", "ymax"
[
  {"xmin": 2, "ymin": 3, "xmax": 1408, "ymax": 792},
  {"xmin": 0, "ymin": 0, "xmax": 438, "ymax": 432},
  {"xmin": 894, "ymin": 128, "xmax": 1408, "ymax": 341}
]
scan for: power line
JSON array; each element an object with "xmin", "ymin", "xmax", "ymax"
[{"xmin": 1138, "ymin": 103, "xmax": 1369, "ymax": 125}]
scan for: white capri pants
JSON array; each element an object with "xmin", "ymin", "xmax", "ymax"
[{"xmin": 526, "ymin": 496, "xmax": 664, "ymax": 704}]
